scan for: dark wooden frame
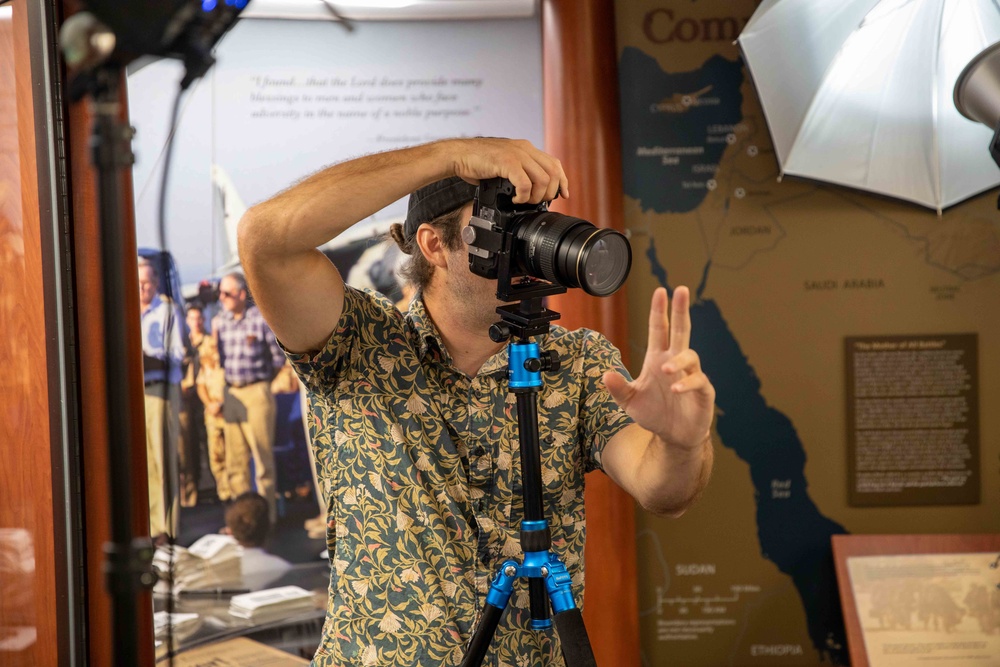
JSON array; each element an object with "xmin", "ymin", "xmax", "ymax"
[{"xmin": 1, "ymin": 1, "xmax": 88, "ymax": 664}]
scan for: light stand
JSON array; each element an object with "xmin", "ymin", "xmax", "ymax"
[
  {"xmin": 460, "ymin": 294, "xmax": 597, "ymax": 667},
  {"xmin": 86, "ymin": 66, "xmax": 159, "ymax": 667},
  {"xmin": 60, "ymin": 4, "xmax": 249, "ymax": 664}
]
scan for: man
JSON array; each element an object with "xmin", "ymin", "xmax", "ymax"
[
  {"xmin": 196, "ymin": 336, "xmax": 230, "ymax": 504},
  {"xmin": 215, "ymin": 271, "xmax": 286, "ymax": 523},
  {"xmin": 139, "ymin": 259, "xmax": 185, "ymax": 541},
  {"xmin": 238, "ymin": 138, "xmax": 716, "ymax": 666},
  {"xmin": 178, "ymin": 304, "xmax": 211, "ymax": 507},
  {"xmin": 224, "ymin": 492, "xmax": 292, "ymax": 590}
]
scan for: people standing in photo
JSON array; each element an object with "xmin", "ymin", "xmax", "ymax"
[
  {"xmin": 196, "ymin": 339, "xmax": 233, "ymax": 505},
  {"xmin": 215, "ymin": 271, "xmax": 286, "ymax": 523},
  {"xmin": 178, "ymin": 304, "xmax": 210, "ymax": 507},
  {"xmin": 138, "ymin": 259, "xmax": 185, "ymax": 542}
]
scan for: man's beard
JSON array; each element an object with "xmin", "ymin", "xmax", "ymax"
[{"xmin": 446, "ymin": 263, "xmax": 505, "ymax": 332}]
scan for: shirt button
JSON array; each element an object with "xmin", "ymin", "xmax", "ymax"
[{"xmin": 474, "ymin": 446, "xmax": 486, "ymax": 457}]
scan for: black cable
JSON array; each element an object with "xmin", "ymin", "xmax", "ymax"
[{"xmin": 157, "ymin": 81, "xmax": 186, "ymax": 667}]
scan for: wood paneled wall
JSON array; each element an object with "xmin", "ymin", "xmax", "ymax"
[
  {"xmin": 542, "ymin": 1, "xmax": 642, "ymax": 665},
  {"xmin": 0, "ymin": 2, "xmax": 60, "ymax": 665}
]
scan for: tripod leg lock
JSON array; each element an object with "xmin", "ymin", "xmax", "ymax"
[
  {"xmin": 485, "ymin": 560, "xmax": 520, "ymax": 609},
  {"xmin": 487, "ymin": 552, "xmax": 579, "ymax": 616},
  {"xmin": 540, "ymin": 556, "xmax": 576, "ymax": 614}
]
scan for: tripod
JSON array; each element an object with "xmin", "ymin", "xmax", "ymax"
[{"xmin": 460, "ymin": 297, "xmax": 597, "ymax": 667}]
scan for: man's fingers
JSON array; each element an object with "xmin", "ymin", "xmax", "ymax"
[
  {"xmin": 463, "ymin": 139, "xmax": 569, "ymax": 205},
  {"xmin": 647, "ymin": 287, "xmax": 669, "ymax": 353},
  {"xmin": 517, "ymin": 154, "xmax": 554, "ymax": 204},
  {"xmin": 536, "ymin": 154, "xmax": 565, "ymax": 202},
  {"xmin": 603, "ymin": 370, "xmax": 634, "ymax": 408},
  {"xmin": 670, "ymin": 371, "xmax": 712, "ymax": 395},
  {"xmin": 506, "ymin": 165, "xmax": 534, "ymax": 204},
  {"xmin": 545, "ymin": 151, "xmax": 569, "ymax": 200},
  {"xmin": 669, "ymin": 286, "xmax": 692, "ymax": 352},
  {"xmin": 661, "ymin": 349, "xmax": 701, "ymax": 376}
]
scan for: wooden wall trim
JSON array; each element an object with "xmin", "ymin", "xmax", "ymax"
[{"xmin": 542, "ymin": 1, "xmax": 641, "ymax": 665}]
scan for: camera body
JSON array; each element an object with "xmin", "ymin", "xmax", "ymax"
[
  {"xmin": 463, "ymin": 178, "xmax": 564, "ymax": 302},
  {"xmin": 462, "ymin": 178, "xmax": 632, "ymax": 303}
]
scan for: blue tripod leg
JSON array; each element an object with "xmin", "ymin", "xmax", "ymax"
[
  {"xmin": 542, "ymin": 555, "xmax": 597, "ymax": 667},
  {"xmin": 545, "ymin": 552, "xmax": 597, "ymax": 667},
  {"xmin": 459, "ymin": 562, "xmax": 519, "ymax": 667}
]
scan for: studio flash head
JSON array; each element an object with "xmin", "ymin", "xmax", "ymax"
[
  {"xmin": 62, "ymin": 0, "xmax": 250, "ymax": 96},
  {"xmin": 463, "ymin": 178, "xmax": 632, "ymax": 302}
]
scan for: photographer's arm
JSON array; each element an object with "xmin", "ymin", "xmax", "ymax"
[
  {"xmin": 238, "ymin": 138, "xmax": 567, "ymax": 354},
  {"xmin": 602, "ymin": 424, "xmax": 713, "ymax": 518},
  {"xmin": 600, "ymin": 287, "xmax": 716, "ymax": 517}
]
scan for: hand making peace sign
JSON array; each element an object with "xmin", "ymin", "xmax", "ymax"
[{"xmin": 603, "ymin": 286, "xmax": 716, "ymax": 451}]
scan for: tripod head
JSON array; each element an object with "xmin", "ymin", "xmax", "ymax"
[{"xmin": 488, "ymin": 295, "xmax": 562, "ymax": 344}]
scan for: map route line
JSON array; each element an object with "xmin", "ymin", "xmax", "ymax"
[
  {"xmin": 637, "ymin": 528, "xmax": 674, "ymax": 618},
  {"xmin": 824, "ymin": 185, "xmax": 1000, "ymax": 281}
]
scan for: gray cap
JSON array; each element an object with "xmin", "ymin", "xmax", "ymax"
[{"xmin": 403, "ymin": 176, "xmax": 477, "ymax": 241}]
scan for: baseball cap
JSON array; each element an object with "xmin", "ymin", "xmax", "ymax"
[{"xmin": 403, "ymin": 176, "xmax": 477, "ymax": 241}]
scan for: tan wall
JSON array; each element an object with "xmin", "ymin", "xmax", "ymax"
[{"xmin": 615, "ymin": 0, "xmax": 1000, "ymax": 665}]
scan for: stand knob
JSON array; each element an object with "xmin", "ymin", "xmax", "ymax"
[
  {"xmin": 489, "ymin": 323, "xmax": 511, "ymax": 343},
  {"xmin": 523, "ymin": 350, "xmax": 561, "ymax": 373},
  {"xmin": 545, "ymin": 350, "xmax": 561, "ymax": 372}
]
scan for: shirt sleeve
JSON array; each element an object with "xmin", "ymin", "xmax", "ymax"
[
  {"xmin": 168, "ymin": 304, "xmax": 187, "ymax": 366},
  {"xmin": 216, "ymin": 326, "xmax": 227, "ymax": 372},
  {"xmin": 280, "ymin": 286, "xmax": 400, "ymax": 397},
  {"xmin": 578, "ymin": 330, "xmax": 634, "ymax": 473}
]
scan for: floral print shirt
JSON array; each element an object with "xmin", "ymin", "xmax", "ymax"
[{"xmin": 285, "ymin": 287, "xmax": 633, "ymax": 667}]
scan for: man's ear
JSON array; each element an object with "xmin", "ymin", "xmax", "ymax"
[{"xmin": 414, "ymin": 224, "xmax": 449, "ymax": 269}]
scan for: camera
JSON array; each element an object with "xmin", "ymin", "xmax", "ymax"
[{"xmin": 462, "ymin": 178, "xmax": 632, "ymax": 302}]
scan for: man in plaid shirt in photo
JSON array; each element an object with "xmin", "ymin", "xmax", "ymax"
[{"xmin": 216, "ymin": 271, "xmax": 287, "ymax": 523}]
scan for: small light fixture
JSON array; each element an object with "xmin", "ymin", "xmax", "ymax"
[{"xmin": 955, "ymin": 41, "xmax": 1000, "ymax": 170}]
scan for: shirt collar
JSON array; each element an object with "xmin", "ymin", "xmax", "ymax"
[
  {"xmin": 144, "ymin": 293, "xmax": 162, "ymax": 312},
  {"xmin": 407, "ymin": 293, "xmax": 548, "ymax": 378},
  {"xmin": 220, "ymin": 304, "xmax": 255, "ymax": 322},
  {"xmin": 407, "ymin": 292, "xmax": 448, "ymax": 363}
]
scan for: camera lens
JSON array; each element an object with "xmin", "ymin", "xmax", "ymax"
[{"xmin": 514, "ymin": 212, "xmax": 632, "ymax": 296}]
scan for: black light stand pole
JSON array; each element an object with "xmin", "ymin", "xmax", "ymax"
[
  {"xmin": 460, "ymin": 297, "xmax": 597, "ymax": 667},
  {"xmin": 89, "ymin": 65, "xmax": 158, "ymax": 667}
]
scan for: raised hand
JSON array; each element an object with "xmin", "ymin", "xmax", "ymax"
[
  {"xmin": 603, "ymin": 286, "xmax": 715, "ymax": 452},
  {"xmin": 448, "ymin": 138, "xmax": 568, "ymax": 205}
]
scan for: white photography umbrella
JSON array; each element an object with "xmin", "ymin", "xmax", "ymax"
[{"xmin": 738, "ymin": 0, "xmax": 1000, "ymax": 213}]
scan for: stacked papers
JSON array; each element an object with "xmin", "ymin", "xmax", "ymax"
[
  {"xmin": 153, "ymin": 611, "xmax": 201, "ymax": 643},
  {"xmin": 228, "ymin": 586, "xmax": 317, "ymax": 624},
  {"xmin": 153, "ymin": 534, "xmax": 243, "ymax": 594}
]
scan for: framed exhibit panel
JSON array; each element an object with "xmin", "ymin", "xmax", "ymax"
[{"xmin": 833, "ymin": 534, "xmax": 1000, "ymax": 667}]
